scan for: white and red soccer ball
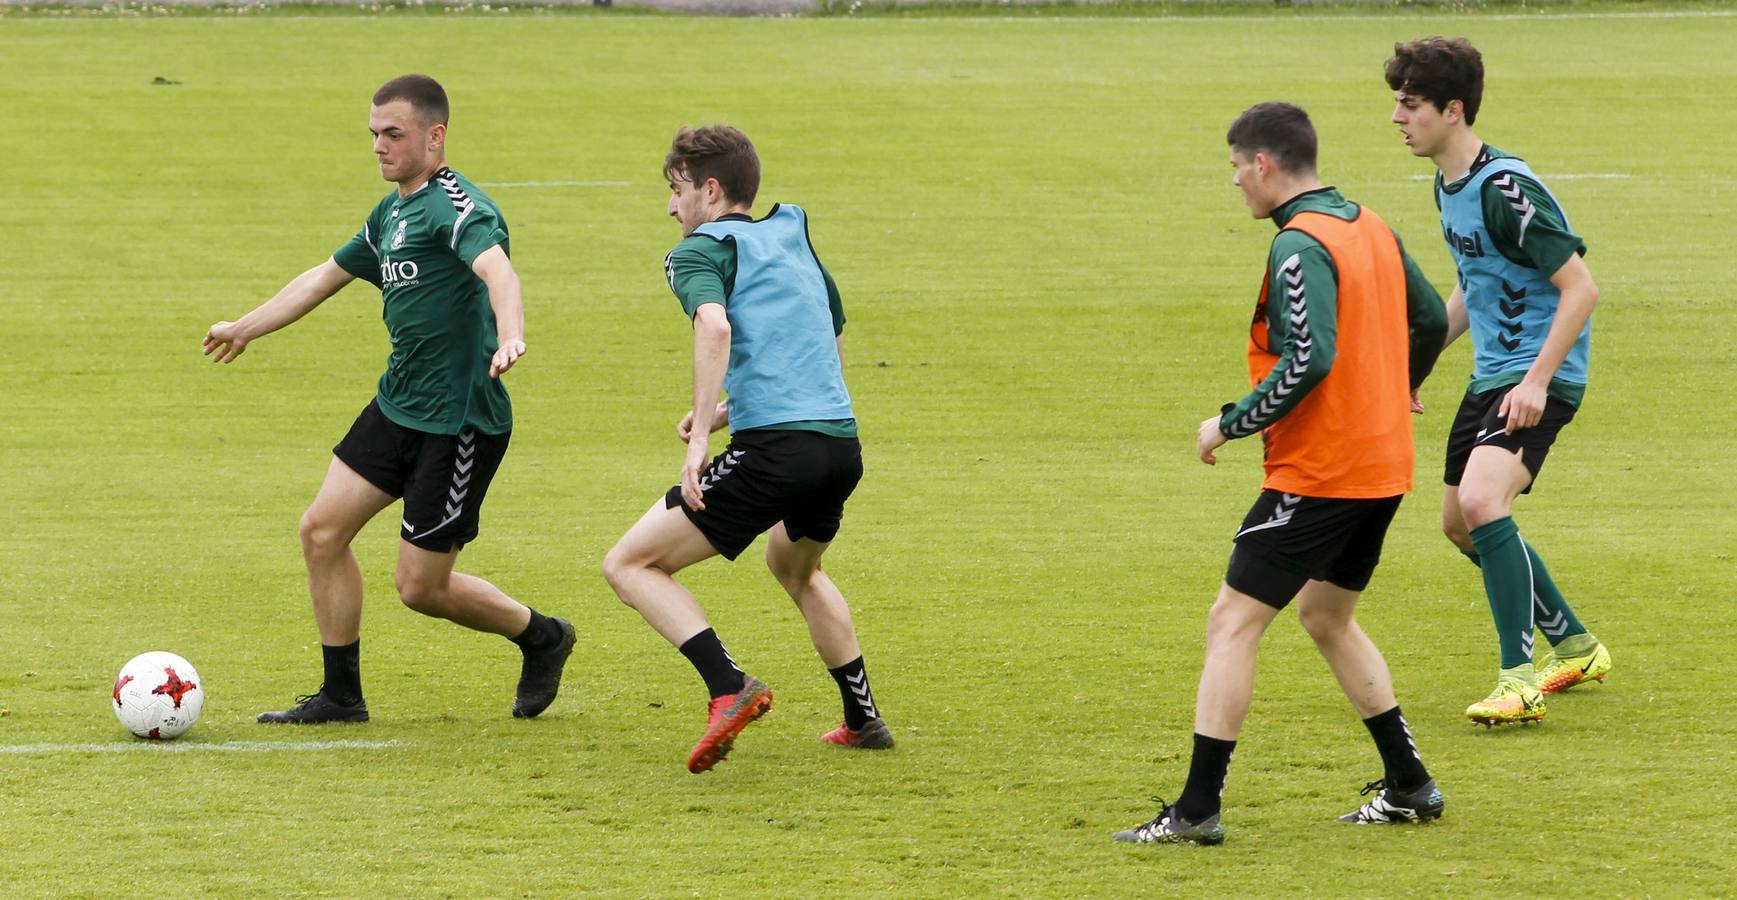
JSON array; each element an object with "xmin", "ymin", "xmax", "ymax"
[{"xmin": 112, "ymin": 651, "xmax": 204, "ymax": 740}]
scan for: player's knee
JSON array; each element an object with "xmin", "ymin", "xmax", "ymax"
[
  {"xmin": 1204, "ymin": 597, "xmax": 1258, "ymax": 648},
  {"xmin": 600, "ymin": 544, "xmax": 639, "ymax": 601},
  {"xmin": 1456, "ymin": 488, "xmax": 1506, "ymax": 530},
  {"xmin": 298, "ymin": 512, "xmax": 344, "ymax": 562},
  {"xmin": 394, "ymin": 573, "xmax": 446, "ymax": 616},
  {"xmin": 1298, "ymin": 603, "xmax": 1351, "ymax": 643},
  {"xmin": 765, "ymin": 550, "xmax": 814, "ymax": 596}
]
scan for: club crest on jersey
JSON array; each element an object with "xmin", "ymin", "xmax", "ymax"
[{"xmin": 390, "ymin": 218, "xmax": 408, "ymax": 250}]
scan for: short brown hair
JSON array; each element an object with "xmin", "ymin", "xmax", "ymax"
[
  {"xmin": 372, "ymin": 74, "xmax": 449, "ymax": 126},
  {"xmin": 1226, "ymin": 102, "xmax": 1317, "ymax": 175},
  {"xmin": 1385, "ymin": 37, "xmax": 1484, "ymax": 125},
  {"xmin": 663, "ymin": 125, "xmax": 760, "ymax": 207}
]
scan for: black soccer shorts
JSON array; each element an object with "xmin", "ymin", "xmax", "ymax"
[
  {"xmin": 1443, "ymin": 385, "xmax": 1578, "ymax": 492},
  {"xmin": 1224, "ymin": 490, "xmax": 1404, "ymax": 610},
  {"xmin": 665, "ymin": 428, "xmax": 863, "ymax": 561},
  {"xmin": 333, "ymin": 400, "xmax": 510, "ymax": 553}
]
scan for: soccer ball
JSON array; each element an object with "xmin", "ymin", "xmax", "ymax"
[{"xmin": 112, "ymin": 651, "xmax": 204, "ymax": 740}]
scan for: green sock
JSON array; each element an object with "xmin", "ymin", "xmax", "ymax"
[
  {"xmin": 1469, "ymin": 517, "xmax": 1535, "ymax": 669},
  {"xmin": 1523, "ymin": 538, "xmax": 1588, "ymax": 646},
  {"xmin": 1460, "ymin": 547, "xmax": 1482, "ymax": 568}
]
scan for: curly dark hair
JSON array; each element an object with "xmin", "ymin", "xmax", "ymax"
[{"xmin": 1385, "ymin": 37, "xmax": 1484, "ymax": 126}]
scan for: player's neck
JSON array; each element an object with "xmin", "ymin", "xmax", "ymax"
[
  {"xmin": 396, "ymin": 157, "xmax": 448, "ymax": 197},
  {"xmin": 707, "ymin": 202, "xmax": 754, "ymax": 223},
  {"xmin": 1266, "ymin": 176, "xmax": 1325, "ymax": 218},
  {"xmin": 1432, "ymin": 131, "xmax": 1483, "ymax": 183}
]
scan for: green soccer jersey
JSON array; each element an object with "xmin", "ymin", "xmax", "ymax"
[
  {"xmin": 664, "ymin": 214, "xmax": 856, "ymax": 438},
  {"xmin": 332, "ymin": 166, "xmax": 513, "ymax": 435},
  {"xmin": 1436, "ymin": 145, "xmax": 1588, "ymax": 406}
]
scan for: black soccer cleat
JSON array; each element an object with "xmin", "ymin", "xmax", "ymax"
[
  {"xmin": 1113, "ymin": 801, "xmax": 1225, "ymax": 846},
  {"xmin": 257, "ymin": 689, "xmax": 369, "ymax": 724},
  {"xmin": 513, "ymin": 617, "xmax": 576, "ymax": 719},
  {"xmin": 1338, "ymin": 778, "xmax": 1445, "ymax": 824}
]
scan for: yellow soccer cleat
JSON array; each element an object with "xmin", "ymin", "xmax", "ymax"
[
  {"xmin": 1465, "ymin": 677, "xmax": 1546, "ymax": 726},
  {"xmin": 1536, "ymin": 641, "xmax": 1612, "ymax": 694}
]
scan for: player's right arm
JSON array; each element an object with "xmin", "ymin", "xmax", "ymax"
[
  {"xmin": 665, "ymin": 237, "xmax": 735, "ymax": 508},
  {"xmin": 202, "ymin": 259, "xmax": 355, "ymax": 364},
  {"xmin": 1216, "ymin": 235, "xmax": 1340, "ymax": 443}
]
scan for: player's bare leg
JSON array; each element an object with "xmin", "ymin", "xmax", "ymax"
[
  {"xmin": 601, "ymin": 501, "xmax": 719, "ymax": 646},
  {"xmin": 1115, "ymin": 584, "xmax": 1275, "ymax": 845},
  {"xmin": 394, "ymin": 542, "xmax": 530, "ymax": 636},
  {"xmin": 1193, "ymin": 585, "xmax": 1281, "ymax": 740},
  {"xmin": 767, "ymin": 526, "xmax": 891, "ymax": 749},
  {"xmin": 1296, "ymin": 580, "xmax": 1394, "ymax": 717},
  {"xmin": 1300, "ymin": 580, "xmax": 1444, "ymax": 823},
  {"xmin": 299, "ymin": 457, "xmax": 394, "ymax": 645},
  {"xmin": 765, "ymin": 527, "xmax": 858, "ymax": 667},
  {"xmin": 260, "ymin": 457, "xmax": 392, "ymax": 724},
  {"xmin": 396, "ymin": 542, "xmax": 575, "ymax": 718},
  {"xmin": 603, "ymin": 501, "xmax": 768, "ymax": 772}
]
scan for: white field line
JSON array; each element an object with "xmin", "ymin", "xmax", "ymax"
[
  {"xmin": 478, "ymin": 180, "xmax": 632, "ymax": 188},
  {"xmin": 1407, "ymin": 173, "xmax": 1632, "ymax": 181},
  {"xmin": 0, "ymin": 739, "xmax": 406, "ymax": 755}
]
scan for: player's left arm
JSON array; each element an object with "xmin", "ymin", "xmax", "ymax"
[
  {"xmin": 471, "ymin": 244, "xmax": 525, "ymax": 379},
  {"xmin": 1485, "ymin": 174, "xmax": 1595, "ymax": 432}
]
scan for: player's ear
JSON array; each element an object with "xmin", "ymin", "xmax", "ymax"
[
  {"xmin": 1444, "ymin": 99, "xmax": 1464, "ymax": 124},
  {"xmin": 427, "ymin": 121, "xmax": 446, "ymax": 151}
]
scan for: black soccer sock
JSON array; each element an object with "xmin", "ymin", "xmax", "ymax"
[
  {"xmin": 828, "ymin": 656, "xmax": 879, "ymax": 730},
  {"xmin": 1363, "ymin": 705, "xmax": 1430, "ymax": 793},
  {"xmin": 321, "ymin": 640, "xmax": 362, "ymax": 706},
  {"xmin": 1175, "ymin": 733, "xmax": 1236, "ymax": 822},
  {"xmin": 510, "ymin": 608, "xmax": 561, "ymax": 652},
  {"xmin": 679, "ymin": 628, "xmax": 746, "ymax": 699}
]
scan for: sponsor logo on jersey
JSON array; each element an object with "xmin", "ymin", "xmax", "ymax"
[
  {"xmin": 380, "ymin": 255, "xmax": 421, "ymax": 287},
  {"xmin": 1442, "ymin": 223, "xmax": 1486, "ymax": 258}
]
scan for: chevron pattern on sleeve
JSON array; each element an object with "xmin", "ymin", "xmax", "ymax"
[
  {"xmin": 1491, "ymin": 172, "xmax": 1538, "ymax": 248},
  {"xmin": 436, "ymin": 167, "xmax": 479, "ymax": 250},
  {"xmin": 1224, "ymin": 253, "xmax": 1312, "ymax": 438}
]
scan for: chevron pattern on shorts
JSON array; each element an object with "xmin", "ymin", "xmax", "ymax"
[{"xmin": 698, "ymin": 450, "xmax": 745, "ymax": 493}]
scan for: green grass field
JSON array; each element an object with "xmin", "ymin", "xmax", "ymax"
[{"xmin": 3, "ymin": 5, "xmax": 1735, "ymax": 896}]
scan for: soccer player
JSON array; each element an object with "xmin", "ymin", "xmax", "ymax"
[
  {"xmin": 1115, "ymin": 103, "xmax": 1449, "ymax": 845},
  {"xmin": 202, "ymin": 74, "xmax": 574, "ymax": 724},
  {"xmin": 601, "ymin": 124, "xmax": 891, "ymax": 774},
  {"xmin": 1386, "ymin": 38, "xmax": 1612, "ymax": 726}
]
